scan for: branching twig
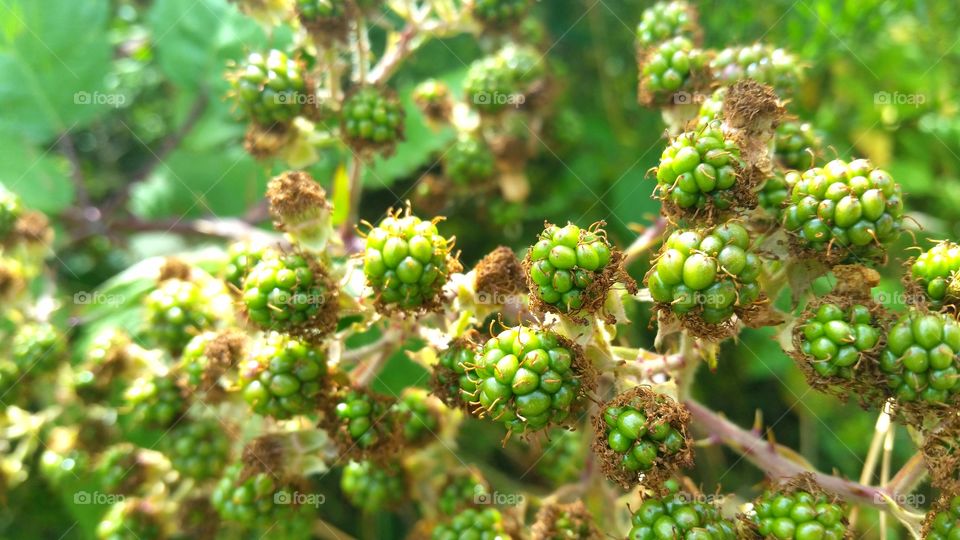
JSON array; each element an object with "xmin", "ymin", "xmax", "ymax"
[{"xmin": 624, "ymin": 217, "xmax": 667, "ymax": 265}]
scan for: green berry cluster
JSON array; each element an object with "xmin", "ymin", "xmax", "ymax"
[
  {"xmin": 143, "ymin": 278, "xmax": 218, "ymax": 353},
  {"xmin": 438, "ymin": 469, "xmax": 487, "ymax": 515},
  {"xmin": 434, "ymin": 341, "xmax": 476, "ymax": 407},
  {"xmin": 782, "ymin": 159, "xmax": 903, "ymax": 262},
  {"xmin": 647, "ymin": 222, "xmax": 762, "ymax": 324},
  {"xmin": 444, "ymin": 136, "xmax": 496, "ymax": 184},
  {"xmin": 413, "ymin": 79, "xmax": 452, "ymax": 120},
  {"xmin": 527, "ymin": 222, "xmax": 613, "ymax": 313},
  {"xmin": 601, "ymin": 402, "xmax": 687, "ymax": 476},
  {"xmin": 797, "ymin": 303, "xmax": 882, "ymax": 380},
  {"xmin": 96, "ymin": 444, "xmax": 150, "ymax": 495},
  {"xmin": 240, "ymin": 331, "xmax": 328, "ymax": 419},
  {"xmin": 362, "ymin": 211, "xmax": 456, "ymax": 310},
  {"xmin": 774, "ymin": 121, "xmax": 820, "ymax": 170},
  {"xmin": 636, "ymin": 1, "xmax": 696, "ymax": 48},
  {"xmin": 432, "ymin": 507, "xmax": 512, "ymax": 540},
  {"xmin": 910, "ymin": 241, "xmax": 960, "ymax": 309},
  {"xmin": 179, "ymin": 332, "xmax": 219, "ymax": 393},
  {"xmin": 535, "ymin": 428, "xmax": 586, "ymax": 486},
  {"xmin": 0, "ymin": 186, "xmax": 21, "ymax": 239},
  {"xmin": 880, "ymin": 309, "xmax": 960, "ymax": 404},
  {"xmin": 296, "ymin": 0, "xmax": 346, "ymax": 22},
  {"xmin": 464, "ymin": 45, "xmax": 543, "ymax": 114},
  {"xmin": 747, "ymin": 489, "xmax": 848, "ymax": 539},
  {"xmin": 333, "ymin": 389, "xmax": 391, "ymax": 448},
  {"xmin": 123, "ymin": 373, "xmax": 185, "ymax": 428},
  {"xmin": 393, "ymin": 388, "xmax": 443, "ymax": 446},
  {"xmin": 232, "ymin": 50, "xmax": 309, "ymax": 126},
  {"xmin": 242, "ymin": 250, "xmax": 331, "ymax": 331},
  {"xmin": 341, "ymin": 87, "xmax": 405, "ymax": 151},
  {"xmin": 711, "ymin": 44, "xmax": 802, "ymax": 90},
  {"xmin": 211, "ymin": 464, "xmax": 310, "ymax": 535},
  {"xmin": 341, "ymin": 460, "xmax": 405, "ymax": 513},
  {"xmin": 542, "ymin": 505, "xmax": 598, "ymax": 540},
  {"xmin": 223, "ymin": 241, "xmax": 267, "ymax": 290},
  {"xmin": 759, "ymin": 173, "xmax": 790, "ymax": 218},
  {"xmin": 97, "ymin": 499, "xmax": 164, "ymax": 540},
  {"xmin": 165, "ymin": 419, "xmax": 231, "ymax": 480},
  {"xmin": 12, "ymin": 321, "xmax": 66, "ymax": 373},
  {"xmin": 925, "ymin": 496, "xmax": 960, "ymax": 540},
  {"xmin": 628, "ymin": 486, "xmax": 736, "ymax": 539},
  {"xmin": 465, "ymin": 325, "xmax": 585, "ymax": 433},
  {"xmin": 641, "ymin": 37, "xmax": 707, "ymax": 95},
  {"xmin": 471, "ymin": 0, "xmax": 530, "ymax": 29},
  {"xmin": 655, "ymin": 121, "xmax": 742, "ymax": 211}
]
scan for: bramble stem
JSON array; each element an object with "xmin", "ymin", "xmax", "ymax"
[{"xmin": 624, "ymin": 217, "xmax": 667, "ymax": 266}]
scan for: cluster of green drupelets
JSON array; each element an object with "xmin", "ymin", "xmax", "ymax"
[
  {"xmin": 123, "ymin": 372, "xmax": 185, "ymax": 428},
  {"xmin": 647, "ymin": 222, "xmax": 762, "ymax": 324},
  {"xmin": 910, "ymin": 241, "xmax": 960, "ymax": 310},
  {"xmin": 231, "ymin": 50, "xmax": 310, "ymax": 127},
  {"xmin": 636, "ymin": 1, "xmax": 696, "ymax": 48},
  {"xmin": 12, "ymin": 321, "xmax": 66, "ymax": 374},
  {"xmin": 211, "ymin": 464, "xmax": 312, "ymax": 536},
  {"xmin": 654, "ymin": 121, "xmax": 743, "ymax": 212},
  {"xmin": 464, "ymin": 44, "xmax": 544, "ymax": 114},
  {"xmin": 640, "ymin": 37, "xmax": 708, "ymax": 96},
  {"xmin": 242, "ymin": 250, "xmax": 332, "ymax": 331},
  {"xmin": 796, "ymin": 302, "xmax": 882, "ymax": 380},
  {"xmin": 601, "ymin": 399, "xmax": 687, "ymax": 476},
  {"xmin": 438, "ymin": 469, "xmax": 488, "ymax": 515},
  {"xmin": 239, "ymin": 331, "xmax": 328, "ymax": 418},
  {"xmin": 710, "ymin": 43, "xmax": 803, "ymax": 90},
  {"xmin": 331, "ymin": 388, "xmax": 392, "ymax": 449},
  {"xmin": 774, "ymin": 121, "xmax": 821, "ymax": 170},
  {"xmin": 628, "ymin": 481, "xmax": 736, "ymax": 539},
  {"xmin": 165, "ymin": 419, "xmax": 232, "ymax": 480},
  {"xmin": 97, "ymin": 499, "xmax": 165, "ymax": 540},
  {"xmin": 879, "ymin": 309, "xmax": 960, "ymax": 404},
  {"xmin": 526, "ymin": 222, "xmax": 613, "ymax": 313},
  {"xmin": 444, "ymin": 136, "xmax": 497, "ymax": 184},
  {"xmin": 142, "ymin": 277, "xmax": 219, "ymax": 353},
  {"xmin": 925, "ymin": 495, "xmax": 960, "ymax": 540},
  {"xmin": 433, "ymin": 507, "xmax": 512, "ymax": 540},
  {"xmin": 393, "ymin": 388, "xmax": 443, "ymax": 446},
  {"xmin": 745, "ymin": 487, "xmax": 849, "ymax": 539},
  {"xmin": 340, "ymin": 460, "xmax": 406, "ymax": 513},
  {"xmin": 470, "ymin": 0, "xmax": 531, "ymax": 30},
  {"xmin": 341, "ymin": 87, "xmax": 405, "ymax": 153}
]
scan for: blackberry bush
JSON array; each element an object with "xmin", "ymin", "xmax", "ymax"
[
  {"xmin": 463, "ymin": 325, "xmax": 593, "ymax": 434},
  {"xmin": 654, "ymin": 121, "xmax": 745, "ymax": 215},
  {"xmin": 636, "ymin": 1, "xmax": 697, "ymax": 48},
  {"xmin": 433, "ymin": 507, "xmax": 512, "ymax": 540},
  {"xmin": 362, "ymin": 208, "xmax": 459, "ymax": 311},
  {"xmin": 165, "ymin": 419, "xmax": 232, "ymax": 480},
  {"xmin": 783, "ymin": 159, "xmax": 904, "ymax": 263},
  {"xmin": 628, "ymin": 483, "xmax": 736, "ymax": 539},
  {"xmin": 239, "ymin": 331, "xmax": 328, "ymax": 419},
  {"xmin": 432, "ymin": 339, "xmax": 477, "ymax": 408},
  {"xmin": 646, "ymin": 221, "xmax": 762, "ymax": 327},
  {"xmin": 444, "ymin": 136, "xmax": 497, "ymax": 184},
  {"xmin": 879, "ymin": 309, "xmax": 960, "ymax": 406},
  {"xmin": 744, "ymin": 484, "xmax": 849, "ymax": 539},
  {"xmin": 341, "ymin": 87, "xmax": 405, "ymax": 154},
  {"xmin": 909, "ymin": 241, "xmax": 960, "ymax": 310},
  {"xmin": 639, "ymin": 37, "xmax": 708, "ymax": 102},
  {"xmin": 231, "ymin": 50, "xmax": 310, "ymax": 126},
  {"xmin": 341, "ymin": 460, "xmax": 406, "ymax": 513}
]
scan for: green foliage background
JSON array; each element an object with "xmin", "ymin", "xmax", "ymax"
[{"xmin": 1, "ymin": 0, "xmax": 958, "ymax": 537}]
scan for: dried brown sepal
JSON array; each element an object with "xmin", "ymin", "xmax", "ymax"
[
  {"xmin": 737, "ymin": 473, "xmax": 853, "ymax": 540},
  {"xmin": 429, "ymin": 333, "xmax": 479, "ymax": 411},
  {"xmin": 788, "ymin": 292, "xmax": 890, "ymax": 407},
  {"xmin": 922, "ymin": 413, "xmax": 960, "ymax": 491},
  {"xmin": 736, "ymin": 294, "xmax": 785, "ymax": 329},
  {"xmin": 266, "ymin": 170, "xmax": 331, "ymax": 234},
  {"xmin": 531, "ymin": 501, "xmax": 602, "ymax": 540},
  {"xmin": 3, "ymin": 211, "xmax": 52, "ymax": 248},
  {"xmin": 474, "ymin": 245, "xmax": 526, "ymax": 301},
  {"xmin": 786, "ymin": 227, "xmax": 890, "ymax": 269},
  {"xmin": 317, "ymin": 386, "xmax": 406, "ymax": 464},
  {"xmin": 243, "ymin": 122, "xmax": 294, "ymax": 160},
  {"xmin": 591, "ymin": 386, "xmax": 694, "ymax": 490},
  {"xmin": 184, "ymin": 330, "xmax": 246, "ymax": 403},
  {"xmin": 241, "ymin": 433, "xmax": 287, "ymax": 480},
  {"xmin": 158, "ymin": 258, "xmax": 192, "ymax": 282},
  {"xmin": 413, "ymin": 84, "xmax": 453, "ymax": 125},
  {"xmin": 721, "ymin": 80, "xmax": 785, "ymax": 136}
]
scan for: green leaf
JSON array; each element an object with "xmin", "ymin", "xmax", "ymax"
[
  {"xmin": 0, "ymin": 135, "xmax": 73, "ymax": 213},
  {"xmin": 0, "ymin": 0, "xmax": 111, "ymax": 141}
]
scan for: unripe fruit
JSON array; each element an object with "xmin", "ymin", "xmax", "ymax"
[
  {"xmin": 646, "ymin": 221, "xmax": 762, "ymax": 326},
  {"xmin": 923, "ymin": 495, "xmax": 960, "ymax": 540},
  {"xmin": 471, "ymin": 0, "xmax": 531, "ymax": 30},
  {"xmin": 711, "ymin": 43, "xmax": 803, "ymax": 91},
  {"xmin": 325, "ymin": 388, "xmax": 400, "ymax": 457},
  {"xmin": 392, "ymin": 387, "xmax": 445, "ymax": 447},
  {"xmin": 533, "ymin": 501, "xmax": 601, "ymax": 540},
  {"xmin": 433, "ymin": 507, "xmax": 513, "ymax": 540},
  {"xmin": 341, "ymin": 87, "xmax": 405, "ymax": 154},
  {"xmin": 463, "ymin": 325, "xmax": 592, "ymax": 434},
  {"xmin": 783, "ymin": 159, "xmax": 903, "ymax": 263},
  {"xmin": 178, "ymin": 331, "xmax": 244, "ymax": 402},
  {"xmin": 526, "ymin": 222, "xmax": 619, "ymax": 315},
  {"xmin": 142, "ymin": 278, "xmax": 219, "ymax": 354},
  {"xmin": 636, "ymin": 1, "xmax": 697, "ymax": 48},
  {"xmin": 794, "ymin": 301, "xmax": 883, "ymax": 381},
  {"xmin": 774, "ymin": 121, "xmax": 821, "ymax": 170},
  {"xmin": 437, "ymin": 468, "xmax": 489, "ymax": 516},
  {"xmin": 223, "ymin": 241, "xmax": 268, "ymax": 290},
  {"xmin": 464, "ymin": 44, "xmax": 544, "ymax": 114},
  {"xmin": 123, "ymin": 373, "xmax": 186, "ymax": 428},
  {"xmin": 879, "ymin": 308, "xmax": 960, "ymax": 406},
  {"xmin": 534, "ymin": 428, "xmax": 587, "ymax": 487},
  {"xmin": 444, "ymin": 136, "xmax": 496, "ymax": 184},
  {"xmin": 295, "ymin": 0, "xmax": 350, "ymax": 43},
  {"xmin": 231, "ymin": 50, "xmax": 309, "ymax": 126},
  {"xmin": 96, "ymin": 444, "xmax": 160, "ymax": 496},
  {"xmin": 362, "ymin": 209, "xmax": 458, "ymax": 311},
  {"xmin": 341, "ymin": 460, "xmax": 406, "ymax": 513},
  {"xmin": 12, "ymin": 321, "xmax": 67, "ymax": 374},
  {"xmin": 241, "ymin": 249, "xmax": 335, "ymax": 335},
  {"xmin": 655, "ymin": 121, "xmax": 745, "ymax": 214},
  {"xmin": 211, "ymin": 463, "xmax": 312, "ymax": 536},
  {"xmin": 164, "ymin": 419, "xmax": 232, "ymax": 480},
  {"xmin": 239, "ymin": 332, "xmax": 328, "ymax": 419},
  {"xmin": 745, "ymin": 486, "xmax": 849, "ymax": 539},
  {"xmin": 628, "ymin": 482, "xmax": 736, "ymax": 539},
  {"xmin": 433, "ymin": 340, "xmax": 478, "ymax": 409},
  {"xmin": 413, "ymin": 79, "xmax": 453, "ymax": 122},
  {"xmin": 910, "ymin": 241, "xmax": 960, "ymax": 310},
  {"xmin": 96, "ymin": 498, "xmax": 165, "ymax": 540},
  {"xmin": 759, "ymin": 172, "xmax": 791, "ymax": 219},
  {"xmin": 640, "ymin": 37, "xmax": 708, "ymax": 100},
  {"xmin": 74, "ymin": 329, "xmax": 132, "ymax": 404}
]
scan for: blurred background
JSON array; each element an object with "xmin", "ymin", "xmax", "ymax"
[{"xmin": 2, "ymin": 0, "xmax": 959, "ymax": 537}]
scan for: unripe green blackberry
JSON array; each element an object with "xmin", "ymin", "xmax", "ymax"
[
  {"xmin": 165, "ymin": 419, "xmax": 231, "ymax": 480},
  {"xmin": 758, "ymin": 172, "xmax": 790, "ymax": 219},
  {"xmin": 239, "ymin": 331, "xmax": 328, "ymax": 419},
  {"xmin": 924, "ymin": 495, "xmax": 960, "ymax": 540},
  {"xmin": 783, "ymin": 159, "xmax": 903, "ymax": 263},
  {"xmin": 123, "ymin": 373, "xmax": 186, "ymax": 428},
  {"xmin": 413, "ymin": 79, "xmax": 453, "ymax": 123},
  {"xmin": 433, "ymin": 340, "xmax": 478, "ymax": 408},
  {"xmin": 143, "ymin": 278, "xmax": 219, "ymax": 353},
  {"xmin": 341, "ymin": 87, "xmax": 405, "ymax": 154},
  {"xmin": 393, "ymin": 387, "xmax": 444, "ymax": 446},
  {"xmin": 0, "ymin": 186, "xmax": 22, "ymax": 239},
  {"xmin": 444, "ymin": 136, "xmax": 496, "ymax": 184},
  {"xmin": 594, "ymin": 388, "xmax": 692, "ymax": 488},
  {"xmin": 526, "ymin": 222, "xmax": 616, "ymax": 315},
  {"xmin": 433, "ymin": 507, "xmax": 513, "ymax": 540},
  {"xmin": 231, "ymin": 50, "xmax": 309, "ymax": 126},
  {"xmin": 795, "ymin": 301, "xmax": 883, "ymax": 380},
  {"xmin": 640, "ymin": 37, "xmax": 708, "ymax": 99},
  {"xmin": 362, "ymin": 209, "xmax": 458, "ymax": 310},
  {"xmin": 535, "ymin": 428, "xmax": 586, "ymax": 486},
  {"xmin": 295, "ymin": 0, "xmax": 349, "ymax": 43},
  {"xmin": 654, "ymin": 121, "xmax": 744, "ymax": 213},
  {"xmin": 774, "ymin": 121, "xmax": 821, "ymax": 170},
  {"xmin": 97, "ymin": 498, "xmax": 166, "ymax": 540},
  {"xmin": 96, "ymin": 444, "xmax": 158, "ymax": 495},
  {"xmin": 464, "ymin": 56, "xmax": 516, "ymax": 114},
  {"xmin": 241, "ymin": 249, "xmax": 335, "ymax": 334},
  {"xmin": 646, "ymin": 222, "xmax": 762, "ymax": 325},
  {"xmin": 910, "ymin": 241, "xmax": 960, "ymax": 310},
  {"xmin": 437, "ymin": 469, "xmax": 488, "ymax": 516},
  {"xmin": 211, "ymin": 464, "xmax": 311, "ymax": 535},
  {"xmin": 745, "ymin": 487, "xmax": 849, "ymax": 539},
  {"xmin": 636, "ymin": 1, "xmax": 697, "ymax": 48},
  {"xmin": 696, "ymin": 87, "xmax": 726, "ymax": 125},
  {"xmin": 471, "ymin": 0, "xmax": 530, "ymax": 30},
  {"xmin": 326, "ymin": 388, "xmax": 399, "ymax": 456},
  {"xmin": 628, "ymin": 484, "xmax": 736, "ymax": 540},
  {"xmin": 464, "ymin": 325, "xmax": 592, "ymax": 434},
  {"xmin": 879, "ymin": 309, "xmax": 960, "ymax": 405},
  {"xmin": 341, "ymin": 460, "xmax": 406, "ymax": 513},
  {"xmin": 178, "ymin": 331, "xmax": 244, "ymax": 401},
  {"xmin": 711, "ymin": 44, "xmax": 803, "ymax": 90},
  {"xmin": 11, "ymin": 321, "xmax": 66, "ymax": 374},
  {"xmin": 223, "ymin": 241, "xmax": 267, "ymax": 290}
]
